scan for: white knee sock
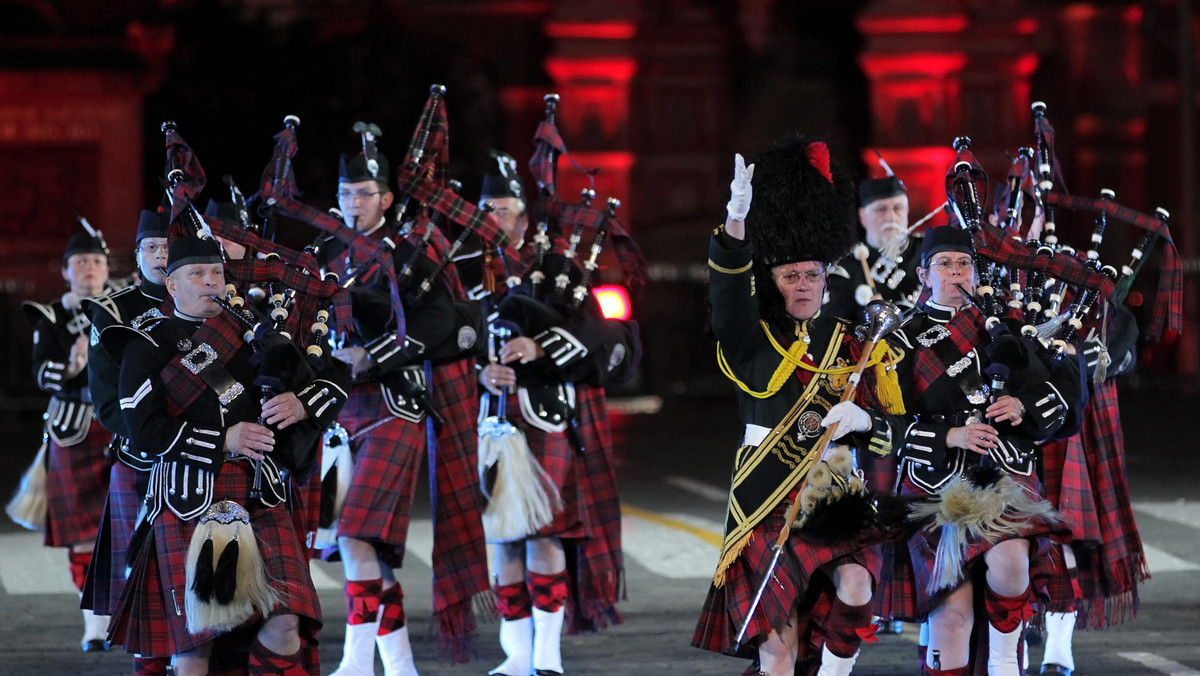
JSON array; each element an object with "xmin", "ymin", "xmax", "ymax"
[{"xmin": 1041, "ymin": 611, "xmax": 1077, "ymax": 670}]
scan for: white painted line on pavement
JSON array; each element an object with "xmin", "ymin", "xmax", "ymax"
[
  {"xmin": 1134, "ymin": 500, "xmax": 1200, "ymax": 529},
  {"xmin": 1141, "ymin": 544, "xmax": 1200, "ymax": 573},
  {"xmin": 0, "ymin": 532, "xmax": 78, "ymax": 594},
  {"xmin": 1119, "ymin": 652, "xmax": 1200, "ymax": 675},
  {"xmin": 664, "ymin": 476, "xmax": 729, "ymax": 503},
  {"xmin": 620, "ymin": 505, "xmax": 720, "ymax": 579}
]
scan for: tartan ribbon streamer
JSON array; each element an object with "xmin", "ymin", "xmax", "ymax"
[
  {"xmin": 396, "ymin": 161, "xmax": 519, "ymax": 261},
  {"xmin": 163, "ymin": 126, "xmax": 207, "ymax": 223},
  {"xmin": 1044, "ymin": 192, "xmax": 1181, "ymax": 340},
  {"xmin": 415, "ymin": 214, "xmax": 466, "ymax": 299},
  {"xmin": 911, "ymin": 304, "xmax": 991, "ymax": 398},
  {"xmin": 160, "ymin": 310, "xmax": 247, "ymax": 414},
  {"xmin": 992, "ymin": 152, "xmax": 1038, "ymax": 235},
  {"xmin": 267, "ymin": 195, "xmax": 405, "ymax": 341},
  {"xmin": 973, "ymin": 223, "xmax": 1117, "ymax": 297},
  {"xmin": 944, "ymin": 143, "xmax": 989, "ymax": 230},
  {"xmin": 405, "ymin": 89, "xmax": 450, "ymax": 175},
  {"xmin": 545, "ymin": 198, "xmax": 648, "ymax": 296},
  {"xmin": 258, "ymin": 122, "xmax": 300, "ymax": 202}
]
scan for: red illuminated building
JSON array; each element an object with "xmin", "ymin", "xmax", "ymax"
[{"xmin": 0, "ymin": 0, "xmax": 1196, "ymax": 396}]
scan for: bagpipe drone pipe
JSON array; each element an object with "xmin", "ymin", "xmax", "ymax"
[{"xmin": 161, "ymin": 120, "xmax": 352, "ymax": 484}]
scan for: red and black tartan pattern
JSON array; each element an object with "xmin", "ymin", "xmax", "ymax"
[
  {"xmin": 822, "ymin": 597, "xmax": 876, "ymax": 658},
  {"xmin": 911, "ymin": 305, "xmax": 991, "ymax": 397},
  {"xmin": 502, "ymin": 391, "xmax": 587, "ymax": 540},
  {"xmin": 110, "ymin": 461, "xmax": 321, "ymax": 657},
  {"xmin": 1072, "ymin": 379, "xmax": 1148, "ymax": 627},
  {"xmin": 396, "ymin": 162, "xmax": 519, "ymax": 262},
  {"xmin": 564, "ymin": 384, "xmax": 625, "ymax": 634},
  {"xmin": 984, "ymin": 585, "xmax": 1032, "ymax": 633},
  {"xmin": 344, "ymin": 578, "xmax": 383, "ymax": 624},
  {"xmin": 1046, "ymin": 191, "xmax": 1181, "ymax": 340},
  {"xmin": 973, "ymin": 222, "xmax": 1118, "ymax": 299},
  {"xmin": 527, "ymin": 569, "xmax": 569, "ymax": 613},
  {"xmin": 159, "ymin": 311, "xmax": 248, "ymax": 415},
  {"xmin": 378, "ymin": 582, "xmax": 407, "ymax": 633},
  {"xmin": 496, "ymin": 581, "xmax": 532, "ymax": 621},
  {"xmin": 1040, "ymin": 438, "xmax": 1102, "ymax": 542},
  {"xmin": 68, "ymin": 550, "xmax": 91, "ymax": 591},
  {"xmin": 325, "ymin": 384, "xmax": 425, "ymax": 567},
  {"xmin": 248, "ymin": 638, "xmax": 312, "ymax": 676},
  {"xmin": 132, "ymin": 656, "xmax": 170, "ymax": 676},
  {"xmin": 427, "ymin": 359, "xmax": 492, "ymax": 659},
  {"xmin": 290, "ymin": 469, "xmax": 322, "ymax": 559},
  {"xmin": 83, "ymin": 461, "xmax": 150, "ymax": 614},
  {"xmin": 692, "ymin": 487, "xmax": 887, "ymax": 658},
  {"xmin": 44, "ymin": 419, "xmax": 110, "ymax": 547},
  {"xmin": 163, "ymin": 126, "xmax": 206, "ymax": 223},
  {"xmin": 879, "ymin": 471, "xmax": 1068, "ymax": 621}
]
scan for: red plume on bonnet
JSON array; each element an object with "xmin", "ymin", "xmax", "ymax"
[{"xmin": 805, "ymin": 142, "xmax": 833, "ymax": 183}]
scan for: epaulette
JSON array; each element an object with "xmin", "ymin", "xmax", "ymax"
[
  {"xmin": 85, "ymin": 288, "xmax": 132, "ymax": 323},
  {"xmin": 100, "ymin": 323, "xmax": 159, "ymax": 362},
  {"xmin": 20, "ymin": 300, "xmax": 55, "ymax": 327}
]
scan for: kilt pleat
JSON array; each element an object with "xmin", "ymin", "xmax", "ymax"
[
  {"xmin": 111, "ymin": 460, "xmax": 321, "ymax": 657},
  {"xmin": 565, "ymin": 385, "xmax": 624, "ymax": 634},
  {"xmin": 83, "ymin": 461, "xmax": 149, "ymax": 615},
  {"xmin": 503, "ymin": 390, "xmax": 587, "ymax": 540},
  {"xmin": 879, "ymin": 469, "xmax": 1068, "ymax": 621},
  {"xmin": 44, "ymin": 420, "xmax": 110, "ymax": 547},
  {"xmin": 693, "ymin": 487, "xmax": 887, "ymax": 658},
  {"xmin": 326, "ymin": 384, "xmax": 425, "ymax": 568}
]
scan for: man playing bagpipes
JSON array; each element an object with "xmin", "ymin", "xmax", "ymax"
[
  {"xmin": 78, "ymin": 206, "xmax": 174, "ymax": 674},
  {"xmin": 104, "ymin": 234, "xmax": 349, "ymax": 676},
  {"xmin": 318, "ymin": 128, "xmax": 489, "ymax": 676},
  {"xmin": 464, "ymin": 147, "xmax": 642, "ymax": 676},
  {"xmin": 692, "ymin": 136, "xmax": 909, "ymax": 676},
  {"xmin": 11, "ymin": 222, "xmax": 117, "ymax": 652}
]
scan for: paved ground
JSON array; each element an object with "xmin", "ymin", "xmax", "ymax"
[{"xmin": 1, "ymin": 381, "xmax": 1198, "ymax": 675}]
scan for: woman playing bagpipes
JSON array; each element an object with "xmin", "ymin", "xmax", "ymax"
[{"xmin": 692, "ymin": 135, "xmax": 909, "ymax": 676}]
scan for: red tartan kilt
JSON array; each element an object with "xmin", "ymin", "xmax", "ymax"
[
  {"xmin": 85, "ymin": 461, "xmax": 150, "ymax": 615},
  {"xmin": 45, "ymin": 419, "xmax": 110, "ymax": 547},
  {"xmin": 325, "ymin": 383, "xmax": 424, "ymax": 568},
  {"xmin": 112, "ymin": 460, "xmax": 321, "ymax": 657},
  {"xmin": 291, "ymin": 469, "xmax": 322, "ymax": 558},
  {"xmin": 692, "ymin": 493, "xmax": 886, "ymax": 657},
  {"xmin": 878, "ymin": 469, "xmax": 1068, "ymax": 621},
  {"xmin": 1041, "ymin": 438, "xmax": 1102, "ymax": 542},
  {"xmin": 504, "ymin": 390, "xmax": 587, "ymax": 540}
]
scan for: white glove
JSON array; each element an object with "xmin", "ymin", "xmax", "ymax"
[
  {"xmin": 821, "ymin": 401, "xmax": 871, "ymax": 440},
  {"xmin": 726, "ymin": 153, "xmax": 755, "ymax": 221}
]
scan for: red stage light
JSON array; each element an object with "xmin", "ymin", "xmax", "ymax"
[{"xmin": 593, "ymin": 285, "xmax": 632, "ymax": 320}]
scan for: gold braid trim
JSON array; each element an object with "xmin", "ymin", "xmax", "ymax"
[
  {"xmin": 717, "ymin": 320, "xmax": 890, "ymax": 399},
  {"xmin": 712, "ymin": 531, "xmax": 753, "ymax": 588},
  {"xmin": 708, "ymin": 258, "xmax": 754, "ymax": 275}
]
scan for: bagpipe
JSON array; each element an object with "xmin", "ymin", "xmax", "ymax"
[{"xmin": 162, "ymin": 120, "xmax": 351, "ymax": 482}]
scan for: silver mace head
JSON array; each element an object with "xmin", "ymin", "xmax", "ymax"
[{"xmin": 860, "ymin": 299, "xmax": 903, "ymax": 342}]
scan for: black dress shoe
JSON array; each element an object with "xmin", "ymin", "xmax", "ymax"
[
  {"xmin": 81, "ymin": 638, "xmax": 110, "ymax": 652},
  {"xmin": 1041, "ymin": 664, "xmax": 1072, "ymax": 676}
]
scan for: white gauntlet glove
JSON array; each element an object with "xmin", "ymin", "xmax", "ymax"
[
  {"xmin": 821, "ymin": 401, "xmax": 871, "ymax": 440},
  {"xmin": 726, "ymin": 153, "xmax": 755, "ymax": 221}
]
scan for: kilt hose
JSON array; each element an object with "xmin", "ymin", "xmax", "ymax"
[
  {"xmin": 44, "ymin": 419, "xmax": 111, "ymax": 548},
  {"xmin": 110, "ymin": 459, "xmax": 321, "ymax": 670},
  {"xmin": 692, "ymin": 485, "xmax": 887, "ymax": 662},
  {"xmin": 82, "ymin": 459, "xmax": 149, "ymax": 615},
  {"xmin": 563, "ymin": 385, "xmax": 624, "ymax": 634},
  {"xmin": 1038, "ymin": 379, "xmax": 1148, "ymax": 627},
  {"xmin": 875, "ymin": 469, "xmax": 1069, "ymax": 622}
]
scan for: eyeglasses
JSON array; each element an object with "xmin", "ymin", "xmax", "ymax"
[
  {"xmin": 928, "ymin": 257, "xmax": 974, "ymax": 271},
  {"xmin": 773, "ymin": 270, "xmax": 825, "ymax": 286},
  {"xmin": 138, "ymin": 242, "xmax": 169, "ymax": 255},
  {"xmin": 336, "ymin": 189, "xmax": 382, "ymax": 201}
]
